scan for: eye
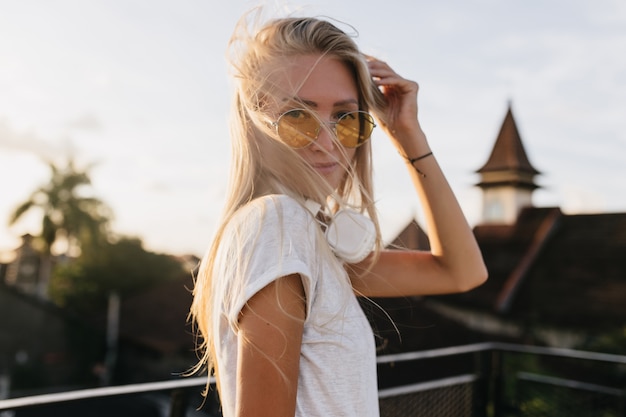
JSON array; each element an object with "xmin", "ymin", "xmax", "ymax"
[
  {"xmin": 283, "ymin": 109, "xmax": 310, "ymax": 120},
  {"xmin": 335, "ymin": 110, "xmax": 357, "ymax": 122}
]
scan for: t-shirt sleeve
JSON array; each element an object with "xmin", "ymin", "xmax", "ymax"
[{"xmin": 219, "ymin": 195, "xmax": 320, "ymax": 331}]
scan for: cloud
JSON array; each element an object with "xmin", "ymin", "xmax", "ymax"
[{"xmin": 0, "ymin": 118, "xmax": 65, "ymax": 160}]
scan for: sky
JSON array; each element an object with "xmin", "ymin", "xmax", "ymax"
[{"xmin": 1, "ymin": 0, "xmax": 625, "ymax": 259}]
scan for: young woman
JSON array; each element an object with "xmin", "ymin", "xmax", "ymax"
[{"xmin": 189, "ymin": 13, "xmax": 487, "ymax": 417}]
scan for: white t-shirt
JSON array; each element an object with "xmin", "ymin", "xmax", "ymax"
[{"xmin": 212, "ymin": 194, "xmax": 379, "ymax": 417}]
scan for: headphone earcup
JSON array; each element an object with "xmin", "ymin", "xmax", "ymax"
[{"xmin": 325, "ymin": 209, "xmax": 376, "ymax": 263}]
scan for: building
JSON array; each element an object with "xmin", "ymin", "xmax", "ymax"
[
  {"xmin": 390, "ymin": 104, "xmax": 626, "ymax": 353},
  {"xmin": 475, "ymin": 104, "xmax": 541, "ymax": 225},
  {"xmin": 2, "ymin": 234, "xmax": 44, "ymax": 297}
]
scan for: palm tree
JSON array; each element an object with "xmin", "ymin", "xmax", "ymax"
[{"xmin": 8, "ymin": 158, "xmax": 112, "ymax": 297}]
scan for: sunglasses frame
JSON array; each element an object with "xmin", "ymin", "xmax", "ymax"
[{"xmin": 272, "ymin": 108, "xmax": 376, "ymax": 149}]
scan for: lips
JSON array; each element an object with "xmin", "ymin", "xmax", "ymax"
[{"xmin": 311, "ymin": 162, "xmax": 338, "ymax": 176}]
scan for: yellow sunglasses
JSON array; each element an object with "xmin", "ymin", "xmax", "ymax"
[{"xmin": 272, "ymin": 108, "xmax": 376, "ymax": 149}]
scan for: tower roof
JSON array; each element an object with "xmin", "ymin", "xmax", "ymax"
[{"xmin": 477, "ymin": 105, "xmax": 540, "ymax": 176}]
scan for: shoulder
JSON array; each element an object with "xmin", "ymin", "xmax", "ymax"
[
  {"xmin": 231, "ymin": 194, "xmax": 314, "ymax": 231},
  {"xmin": 248, "ymin": 194, "xmax": 310, "ymax": 216},
  {"xmin": 219, "ymin": 195, "xmax": 320, "ymax": 252}
]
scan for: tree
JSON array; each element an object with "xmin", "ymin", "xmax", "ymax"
[
  {"xmin": 49, "ymin": 237, "xmax": 185, "ymax": 317},
  {"xmin": 8, "ymin": 158, "xmax": 112, "ymax": 297},
  {"xmin": 9, "ymin": 158, "xmax": 112, "ymax": 254}
]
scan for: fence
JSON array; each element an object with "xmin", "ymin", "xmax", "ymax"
[{"xmin": 1, "ymin": 342, "xmax": 624, "ymax": 416}]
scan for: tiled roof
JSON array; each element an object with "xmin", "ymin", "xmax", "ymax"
[
  {"xmin": 475, "ymin": 105, "xmax": 540, "ymax": 192},
  {"xmin": 433, "ymin": 208, "xmax": 626, "ymax": 330},
  {"xmin": 387, "ymin": 219, "xmax": 430, "ymax": 251},
  {"xmin": 477, "ymin": 106, "xmax": 540, "ymax": 176},
  {"xmin": 523, "ymin": 211, "xmax": 626, "ymax": 328}
]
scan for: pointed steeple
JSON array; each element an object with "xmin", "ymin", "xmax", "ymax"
[
  {"xmin": 476, "ymin": 104, "xmax": 540, "ymax": 189},
  {"xmin": 476, "ymin": 103, "xmax": 541, "ymax": 224}
]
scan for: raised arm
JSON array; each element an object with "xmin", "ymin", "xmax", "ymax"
[
  {"xmin": 349, "ymin": 58, "xmax": 487, "ymax": 297},
  {"xmin": 236, "ymin": 274, "xmax": 306, "ymax": 417}
]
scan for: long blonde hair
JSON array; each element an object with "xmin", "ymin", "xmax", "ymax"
[{"xmin": 188, "ymin": 12, "xmax": 388, "ymax": 395}]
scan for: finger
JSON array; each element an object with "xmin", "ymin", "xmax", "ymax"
[
  {"xmin": 369, "ymin": 63, "xmax": 404, "ymax": 83},
  {"xmin": 373, "ymin": 76, "xmax": 418, "ymax": 95},
  {"xmin": 367, "ymin": 61, "xmax": 396, "ymax": 76},
  {"xmin": 366, "ymin": 56, "xmax": 390, "ymax": 67},
  {"xmin": 369, "ymin": 64, "xmax": 404, "ymax": 78},
  {"xmin": 369, "ymin": 68, "xmax": 405, "ymax": 86}
]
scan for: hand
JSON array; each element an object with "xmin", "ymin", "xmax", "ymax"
[{"xmin": 366, "ymin": 57, "xmax": 427, "ymax": 152}]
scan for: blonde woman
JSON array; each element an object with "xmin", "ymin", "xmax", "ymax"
[{"xmin": 189, "ymin": 13, "xmax": 487, "ymax": 417}]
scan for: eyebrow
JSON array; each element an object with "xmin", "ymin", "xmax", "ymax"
[{"xmin": 284, "ymin": 97, "xmax": 359, "ymax": 108}]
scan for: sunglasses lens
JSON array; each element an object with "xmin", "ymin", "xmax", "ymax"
[
  {"xmin": 277, "ymin": 109, "xmax": 319, "ymax": 148},
  {"xmin": 336, "ymin": 112, "xmax": 375, "ymax": 148},
  {"xmin": 276, "ymin": 109, "xmax": 375, "ymax": 148}
]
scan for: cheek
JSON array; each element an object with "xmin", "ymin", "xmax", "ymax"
[
  {"xmin": 342, "ymin": 148, "xmax": 357, "ymax": 165},
  {"xmin": 293, "ymin": 148, "xmax": 311, "ymax": 163}
]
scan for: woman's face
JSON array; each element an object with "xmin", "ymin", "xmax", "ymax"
[{"xmin": 276, "ymin": 54, "xmax": 360, "ymax": 190}]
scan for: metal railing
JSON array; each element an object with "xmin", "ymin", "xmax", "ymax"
[{"xmin": 1, "ymin": 342, "xmax": 625, "ymax": 416}]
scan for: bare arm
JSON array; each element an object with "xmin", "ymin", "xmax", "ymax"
[
  {"xmin": 349, "ymin": 58, "xmax": 487, "ymax": 298},
  {"xmin": 236, "ymin": 274, "xmax": 306, "ymax": 417}
]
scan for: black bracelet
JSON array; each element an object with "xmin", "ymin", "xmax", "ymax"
[
  {"xmin": 407, "ymin": 151, "xmax": 433, "ymax": 165},
  {"xmin": 402, "ymin": 151, "xmax": 433, "ymax": 177}
]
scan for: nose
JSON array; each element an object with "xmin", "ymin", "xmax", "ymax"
[{"xmin": 311, "ymin": 123, "xmax": 336, "ymax": 151}]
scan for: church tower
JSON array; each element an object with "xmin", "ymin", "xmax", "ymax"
[{"xmin": 476, "ymin": 104, "xmax": 540, "ymax": 224}]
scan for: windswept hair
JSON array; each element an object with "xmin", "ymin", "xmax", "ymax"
[{"xmin": 188, "ymin": 10, "xmax": 388, "ymax": 396}]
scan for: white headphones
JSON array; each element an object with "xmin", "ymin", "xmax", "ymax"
[{"xmin": 304, "ymin": 200, "xmax": 376, "ymax": 263}]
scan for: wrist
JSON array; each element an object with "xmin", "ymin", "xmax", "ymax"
[{"xmin": 399, "ymin": 150, "xmax": 434, "ymax": 178}]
